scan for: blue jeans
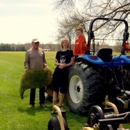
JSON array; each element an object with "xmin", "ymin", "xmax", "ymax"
[{"xmin": 29, "ymin": 87, "xmax": 45, "ymax": 106}]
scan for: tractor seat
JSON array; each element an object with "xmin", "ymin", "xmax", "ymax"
[{"xmin": 97, "ymin": 48, "xmax": 113, "ymax": 62}]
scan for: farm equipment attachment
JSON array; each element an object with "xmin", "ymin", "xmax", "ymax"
[
  {"xmin": 83, "ymin": 96, "xmax": 130, "ymax": 130},
  {"xmin": 47, "ymin": 96, "xmax": 130, "ymax": 130},
  {"xmin": 48, "ymin": 105, "xmax": 69, "ymax": 130}
]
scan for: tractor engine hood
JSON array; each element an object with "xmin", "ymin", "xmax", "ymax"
[{"xmin": 112, "ymin": 55, "xmax": 130, "ymax": 64}]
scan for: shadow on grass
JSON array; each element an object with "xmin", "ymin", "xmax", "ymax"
[
  {"xmin": 17, "ymin": 104, "xmax": 52, "ymax": 116},
  {"xmin": 65, "ymin": 110, "xmax": 87, "ymax": 125}
]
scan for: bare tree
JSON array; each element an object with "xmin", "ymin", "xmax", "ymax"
[{"xmin": 54, "ymin": 0, "xmax": 130, "ymax": 45}]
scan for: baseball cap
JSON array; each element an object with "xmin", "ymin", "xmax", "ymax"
[{"xmin": 32, "ymin": 38, "xmax": 39, "ymax": 43}]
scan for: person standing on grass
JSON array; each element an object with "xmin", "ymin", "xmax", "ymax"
[
  {"xmin": 52, "ymin": 38, "xmax": 74, "ymax": 113},
  {"xmin": 24, "ymin": 38, "xmax": 47, "ymax": 108},
  {"xmin": 73, "ymin": 26, "xmax": 89, "ymax": 56}
]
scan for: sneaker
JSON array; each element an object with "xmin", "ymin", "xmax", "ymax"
[
  {"xmin": 59, "ymin": 106, "xmax": 66, "ymax": 112},
  {"xmin": 59, "ymin": 106, "xmax": 62, "ymax": 110},
  {"xmin": 51, "ymin": 110, "xmax": 57, "ymax": 114},
  {"xmin": 40, "ymin": 104, "xmax": 45, "ymax": 107},
  {"xmin": 29, "ymin": 104, "xmax": 34, "ymax": 108}
]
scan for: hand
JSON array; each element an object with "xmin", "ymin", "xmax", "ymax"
[
  {"xmin": 45, "ymin": 65, "xmax": 49, "ymax": 68},
  {"xmin": 25, "ymin": 68, "xmax": 29, "ymax": 72},
  {"xmin": 44, "ymin": 64, "xmax": 49, "ymax": 68},
  {"xmin": 58, "ymin": 63, "xmax": 67, "ymax": 69}
]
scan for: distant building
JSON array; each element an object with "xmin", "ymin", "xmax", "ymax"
[
  {"xmin": 43, "ymin": 48, "xmax": 51, "ymax": 51},
  {"xmin": 43, "ymin": 45, "xmax": 51, "ymax": 51}
]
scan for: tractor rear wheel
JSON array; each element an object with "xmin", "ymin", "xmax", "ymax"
[{"xmin": 66, "ymin": 62, "xmax": 105, "ymax": 115}]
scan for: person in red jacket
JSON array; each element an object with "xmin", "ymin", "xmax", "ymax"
[{"xmin": 73, "ymin": 26, "xmax": 88, "ymax": 56}]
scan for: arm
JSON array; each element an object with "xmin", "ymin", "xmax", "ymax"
[
  {"xmin": 81, "ymin": 35, "xmax": 88, "ymax": 51},
  {"xmin": 65, "ymin": 56, "xmax": 74, "ymax": 67},
  {"xmin": 54, "ymin": 51, "xmax": 61, "ymax": 66},
  {"xmin": 24, "ymin": 51, "xmax": 29, "ymax": 69},
  {"xmin": 54, "ymin": 58, "xmax": 62, "ymax": 66},
  {"xmin": 42, "ymin": 50, "xmax": 48, "ymax": 68}
]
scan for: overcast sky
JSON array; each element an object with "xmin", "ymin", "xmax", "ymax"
[{"xmin": 0, "ymin": 0, "xmax": 59, "ymax": 44}]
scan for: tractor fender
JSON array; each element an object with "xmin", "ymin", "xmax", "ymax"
[
  {"xmin": 77, "ymin": 55, "xmax": 104, "ymax": 65},
  {"xmin": 112, "ymin": 55, "xmax": 130, "ymax": 64}
]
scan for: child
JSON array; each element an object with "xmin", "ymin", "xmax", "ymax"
[
  {"xmin": 73, "ymin": 26, "xmax": 88, "ymax": 56},
  {"xmin": 52, "ymin": 38, "xmax": 74, "ymax": 113}
]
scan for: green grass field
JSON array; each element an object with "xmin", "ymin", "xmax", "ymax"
[
  {"xmin": 0, "ymin": 51, "xmax": 130, "ymax": 130},
  {"xmin": 0, "ymin": 51, "xmax": 87, "ymax": 130}
]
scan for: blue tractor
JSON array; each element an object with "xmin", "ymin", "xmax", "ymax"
[{"xmin": 66, "ymin": 18, "xmax": 130, "ymax": 115}]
